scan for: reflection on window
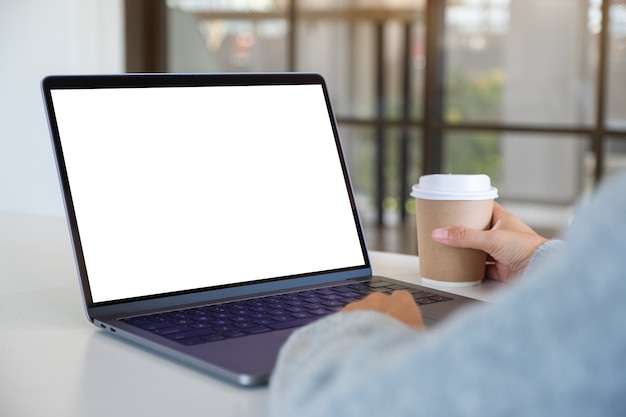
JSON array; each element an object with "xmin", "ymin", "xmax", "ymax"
[{"xmin": 167, "ymin": 1, "xmax": 288, "ymax": 72}]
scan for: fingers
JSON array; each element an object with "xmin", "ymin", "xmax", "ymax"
[
  {"xmin": 389, "ymin": 291, "xmax": 426, "ymax": 330},
  {"xmin": 431, "ymin": 202, "xmax": 513, "ymax": 251},
  {"xmin": 341, "ymin": 292, "xmax": 387, "ymax": 313},
  {"xmin": 341, "ymin": 291, "xmax": 425, "ymax": 330},
  {"xmin": 431, "ymin": 226, "xmax": 491, "ymax": 252},
  {"xmin": 491, "ymin": 202, "xmax": 507, "ymax": 222}
]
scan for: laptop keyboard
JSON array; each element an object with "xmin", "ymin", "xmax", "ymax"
[{"xmin": 121, "ymin": 278, "xmax": 453, "ymax": 346}]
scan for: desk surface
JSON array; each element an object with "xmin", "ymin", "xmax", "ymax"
[{"xmin": 0, "ymin": 211, "xmax": 504, "ymax": 417}]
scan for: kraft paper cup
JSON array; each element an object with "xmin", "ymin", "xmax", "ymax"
[{"xmin": 410, "ymin": 174, "xmax": 498, "ymax": 287}]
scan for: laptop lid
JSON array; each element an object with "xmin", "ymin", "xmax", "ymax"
[{"xmin": 42, "ymin": 72, "xmax": 371, "ymax": 319}]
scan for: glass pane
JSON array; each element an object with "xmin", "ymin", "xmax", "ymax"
[
  {"xmin": 444, "ymin": 0, "xmax": 598, "ymax": 126},
  {"xmin": 340, "ymin": 124, "xmax": 420, "ymax": 254},
  {"xmin": 338, "ymin": 125, "xmax": 422, "ymax": 224},
  {"xmin": 443, "ymin": 131, "xmax": 502, "ymax": 181},
  {"xmin": 444, "ymin": 131, "xmax": 589, "ymax": 202},
  {"xmin": 607, "ymin": 0, "xmax": 626, "ymax": 129},
  {"xmin": 338, "ymin": 125, "xmax": 377, "ymax": 221},
  {"xmin": 294, "ymin": 9, "xmax": 425, "ymax": 120},
  {"xmin": 167, "ymin": 1, "xmax": 426, "ymax": 119},
  {"xmin": 501, "ymin": 133, "xmax": 589, "ymax": 204},
  {"xmin": 167, "ymin": 1, "xmax": 288, "ymax": 72}
]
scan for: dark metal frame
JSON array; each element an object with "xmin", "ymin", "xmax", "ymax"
[{"xmin": 124, "ymin": 0, "xmax": 167, "ymax": 73}]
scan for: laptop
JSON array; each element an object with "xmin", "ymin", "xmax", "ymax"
[{"xmin": 41, "ymin": 72, "xmax": 481, "ymax": 386}]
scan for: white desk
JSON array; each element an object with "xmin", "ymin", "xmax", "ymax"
[{"xmin": 0, "ymin": 211, "xmax": 505, "ymax": 417}]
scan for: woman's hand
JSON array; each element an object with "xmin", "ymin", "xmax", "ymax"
[
  {"xmin": 341, "ymin": 290, "xmax": 425, "ymax": 330},
  {"xmin": 431, "ymin": 202, "xmax": 548, "ymax": 283}
]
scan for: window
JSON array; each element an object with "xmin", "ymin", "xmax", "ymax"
[{"xmin": 126, "ymin": 0, "xmax": 626, "ymax": 253}]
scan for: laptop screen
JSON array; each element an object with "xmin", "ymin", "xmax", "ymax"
[{"xmin": 48, "ymin": 78, "xmax": 367, "ymax": 303}]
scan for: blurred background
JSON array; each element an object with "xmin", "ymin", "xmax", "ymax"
[{"xmin": 1, "ymin": 0, "xmax": 625, "ymax": 255}]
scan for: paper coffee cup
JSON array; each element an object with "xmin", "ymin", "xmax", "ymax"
[{"xmin": 410, "ymin": 174, "xmax": 498, "ymax": 287}]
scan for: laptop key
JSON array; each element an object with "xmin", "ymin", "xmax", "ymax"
[
  {"xmin": 429, "ymin": 295, "xmax": 453, "ymax": 302},
  {"xmin": 266, "ymin": 309, "xmax": 289, "ymax": 316},
  {"xmin": 189, "ymin": 322, "xmax": 213, "ymax": 330},
  {"xmin": 165, "ymin": 328, "xmax": 220, "ymax": 341},
  {"xmin": 310, "ymin": 308, "xmax": 332, "ymax": 316},
  {"xmin": 212, "ymin": 325, "xmax": 236, "ymax": 332},
  {"xmin": 221, "ymin": 330, "xmax": 247, "ymax": 338},
  {"xmin": 169, "ymin": 319, "xmax": 195, "ymax": 326},
  {"xmin": 254, "ymin": 318, "xmax": 277, "ymax": 326},
  {"xmin": 386, "ymin": 284, "xmax": 410, "ymax": 290},
  {"xmin": 209, "ymin": 319, "xmax": 231, "ymax": 326},
  {"xmin": 231, "ymin": 316, "xmax": 252, "ymax": 323},
  {"xmin": 290, "ymin": 312, "xmax": 314, "ymax": 319},
  {"xmin": 301, "ymin": 303, "xmax": 324, "ymax": 310},
  {"xmin": 147, "ymin": 314, "xmax": 169, "ymax": 323},
  {"xmin": 153, "ymin": 325, "xmax": 190, "ymax": 335},
  {"xmin": 319, "ymin": 294, "xmax": 343, "ymax": 301},
  {"xmin": 199, "ymin": 334, "xmax": 227, "ymax": 343},
  {"xmin": 179, "ymin": 338, "xmax": 206, "ymax": 346},
  {"xmin": 248, "ymin": 312, "xmax": 270, "ymax": 319},
  {"xmin": 136, "ymin": 321, "xmax": 175, "ymax": 331},
  {"xmin": 267, "ymin": 317, "xmax": 318, "ymax": 330},
  {"xmin": 320, "ymin": 300, "xmax": 344, "ymax": 307},
  {"xmin": 298, "ymin": 291, "xmax": 318, "ymax": 298},
  {"xmin": 123, "ymin": 317, "xmax": 153, "ymax": 326},
  {"xmin": 234, "ymin": 322, "xmax": 261, "ymax": 329},
  {"xmin": 229, "ymin": 309, "xmax": 249, "ymax": 316},
  {"xmin": 210, "ymin": 312, "xmax": 232, "ymax": 319}
]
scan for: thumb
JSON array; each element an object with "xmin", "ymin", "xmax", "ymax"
[{"xmin": 431, "ymin": 226, "xmax": 490, "ymax": 252}]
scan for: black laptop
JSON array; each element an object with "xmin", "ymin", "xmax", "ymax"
[{"xmin": 41, "ymin": 72, "xmax": 480, "ymax": 386}]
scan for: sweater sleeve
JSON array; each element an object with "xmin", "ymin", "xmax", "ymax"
[
  {"xmin": 268, "ymin": 310, "xmax": 425, "ymax": 417},
  {"xmin": 268, "ymin": 170, "xmax": 626, "ymax": 417},
  {"xmin": 525, "ymin": 239, "xmax": 563, "ymax": 275}
]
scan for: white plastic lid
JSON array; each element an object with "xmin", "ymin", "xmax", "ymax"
[{"xmin": 410, "ymin": 174, "xmax": 498, "ymax": 201}]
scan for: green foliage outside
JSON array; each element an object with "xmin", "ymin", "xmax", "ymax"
[{"xmin": 443, "ymin": 67, "xmax": 505, "ymax": 183}]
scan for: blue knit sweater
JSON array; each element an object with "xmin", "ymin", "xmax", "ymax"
[{"xmin": 268, "ymin": 170, "xmax": 626, "ymax": 417}]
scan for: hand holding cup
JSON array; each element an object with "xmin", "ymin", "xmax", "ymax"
[{"xmin": 411, "ymin": 174, "xmax": 498, "ymax": 287}]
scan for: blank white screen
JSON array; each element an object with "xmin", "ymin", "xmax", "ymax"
[{"xmin": 51, "ymin": 83, "xmax": 366, "ymax": 303}]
